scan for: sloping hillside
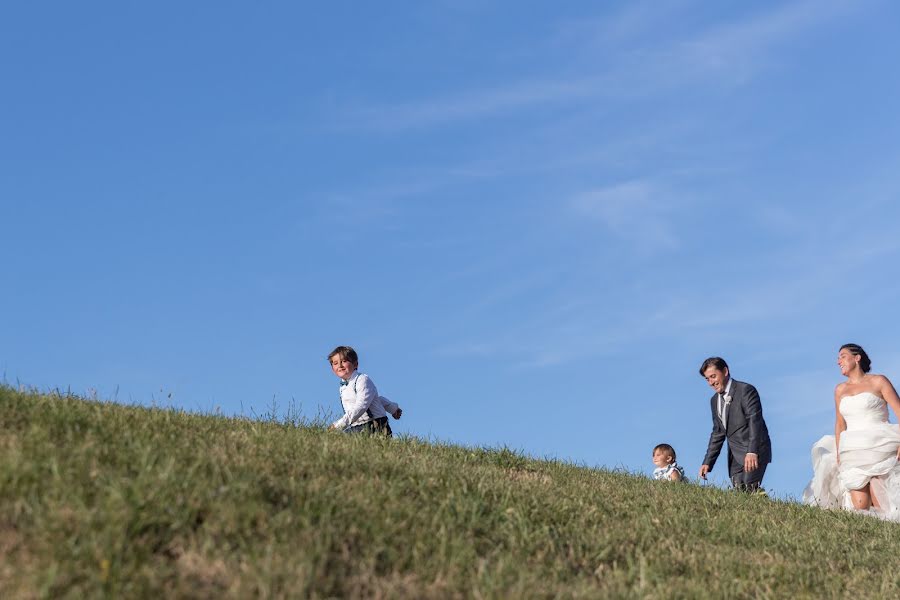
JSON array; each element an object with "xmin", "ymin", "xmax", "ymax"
[{"xmin": 2, "ymin": 386, "xmax": 898, "ymax": 598}]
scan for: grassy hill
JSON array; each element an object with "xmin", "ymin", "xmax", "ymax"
[{"xmin": 3, "ymin": 385, "xmax": 900, "ymax": 598}]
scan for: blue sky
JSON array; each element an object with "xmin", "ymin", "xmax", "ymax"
[{"xmin": 4, "ymin": 0, "xmax": 900, "ymax": 499}]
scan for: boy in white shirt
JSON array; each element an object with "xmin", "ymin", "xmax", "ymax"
[{"xmin": 328, "ymin": 346, "xmax": 402, "ymax": 435}]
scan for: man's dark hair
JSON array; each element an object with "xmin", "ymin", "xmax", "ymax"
[
  {"xmin": 699, "ymin": 357, "xmax": 729, "ymax": 376},
  {"xmin": 840, "ymin": 343, "xmax": 872, "ymax": 373},
  {"xmin": 653, "ymin": 443, "xmax": 676, "ymax": 460},
  {"xmin": 328, "ymin": 345, "xmax": 359, "ymax": 366}
]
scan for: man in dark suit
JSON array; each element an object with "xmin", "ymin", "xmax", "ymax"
[{"xmin": 698, "ymin": 357, "xmax": 772, "ymax": 491}]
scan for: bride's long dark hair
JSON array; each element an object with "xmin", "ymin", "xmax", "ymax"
[{"xmin": 841, "ymin": 343, "xmax": 872, "ymax": 373}]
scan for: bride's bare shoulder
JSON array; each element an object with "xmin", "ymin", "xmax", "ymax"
[
  {"xmin": 869, "ymin": 373, "xmax": 892, "ymax": 387},
  {"xmin": 834, "ymin": 381, "xmax": 851, "ymax": 400}
]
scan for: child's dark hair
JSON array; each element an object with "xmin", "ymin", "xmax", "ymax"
[
  {"xmin": 328, "ymin": 345, "xmax": 359, "ymax": 365},
  {"xmin": 840, "ymin": 343, "xmax": 871, "ymax": 373},
  {"xmin": 653, "ymin": 443, "xmax": 676, "ymax": 460}
]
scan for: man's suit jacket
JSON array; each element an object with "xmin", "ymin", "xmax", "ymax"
[{"xmin": 702, "ymin": 379, "xmax": 772, "ymax": 471}]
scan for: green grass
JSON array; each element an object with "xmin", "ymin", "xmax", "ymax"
[{"xmin": 2, "ymin": 385, "xmax": 900, "ymax": 599}]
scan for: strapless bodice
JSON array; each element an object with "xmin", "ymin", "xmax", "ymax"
[{"xmin": 840, "ymin": 392, "xmax": 889, "ymax": 430}]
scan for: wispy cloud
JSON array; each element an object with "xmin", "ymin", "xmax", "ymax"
[
  {"xmin": 651, "ymin": 235, "xmax": 900, "ymax": 335},
  {"xmin": 345, "ymin": 77, "xmax": 603, "ymax": 132},
  {"xmin": 324, "ymin": 0, "xmax": 885, "ymax": 375},
  {"xmin": 658, "ymin": 0, "xmax": 862, "ymax": 88},
  {"xmin": 548, "ymin": 0, "xmax": 694, "ymax": 51},
  {"xmin": 435, "ymin": 194, "xmax": 900, "ymax": 370},
  {"xmin": 766, "ymin": 367, "xmax": 840, "ymax": 424},
  {"xmin": 571, "ymin": 180, "xmax": 683, "ymax": 253},
  {"xmin": 338, "ymin": 0, "xmax": 863, "ymax": 131},
  {"xmin": 679, "ymin": 0, "xmax": 861, "ymax": 64},
  {"xmin": 319, "ymin": 161, "xmax": 508, "ymax": 225}
]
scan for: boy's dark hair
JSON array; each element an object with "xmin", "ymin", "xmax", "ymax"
[
  {"xmin": 840, "ymin": 343, "xmax": 872, "ymax": 373},
  {"xmin": 653, "ymin": 443, "xmax": 676, "ymax": 460},
  {"xmin": 699, "ymin": 356, "xmax": 729, "ymax": 376},
  {"xmin": 328, "ymin": 346, "xmax": 359, "ymax": 365}
]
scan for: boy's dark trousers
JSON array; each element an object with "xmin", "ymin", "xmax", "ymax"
[{"xmin": 343, "ymin": 416, "xmax": 392, "ymax": 436}]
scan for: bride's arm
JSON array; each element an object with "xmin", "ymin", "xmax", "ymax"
[
  {"xmin": 877, "ymin": 376, "xmax": 900, "ymax": 460},
  {"xmin": 877, "ymin": 375, "xmax": 900, "ymax": 420},
  {"xmin": 834, "ymin": 386, "xmax": 847, "ymax": 463}
]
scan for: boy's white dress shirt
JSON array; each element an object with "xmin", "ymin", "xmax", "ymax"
[{"xmin": 332, "ymin": 370, "xmax": 392, "ymax": 430}]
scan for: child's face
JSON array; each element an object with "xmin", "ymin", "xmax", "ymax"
[
  {"xmin": 652, "ymin": 450, "xmax": 674, "ymax": 468},
  {"xmin": 330, "ymin": 355, "xmax": 357, "ymax": 380}
]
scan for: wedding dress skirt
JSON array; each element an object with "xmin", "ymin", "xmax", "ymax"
[{"xmin": 803, "ymin": 392, "xmax": 900, "ymax": 521}]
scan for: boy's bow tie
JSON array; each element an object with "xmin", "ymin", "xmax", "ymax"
[{"xmin": 340, "ymin": 380, "xmax": 349, "ymax": 387}]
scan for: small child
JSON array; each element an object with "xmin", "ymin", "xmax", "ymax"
[
  {"xmin": 652, "ymin": 443, "xmax": 686, "ymax": 482},
  {"xmin": 328, "ymin": 345, "xmax": 402, "ymax": 436}
]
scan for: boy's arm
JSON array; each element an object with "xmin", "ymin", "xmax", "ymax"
[
  {"xmin": 332, "ymin": 376, "xmax": 378, "ymax": 429},
  {"xmin": 379, "ymin": 395, "xmax": 402, "ymax": 419}
]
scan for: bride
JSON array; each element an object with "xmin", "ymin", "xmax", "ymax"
[{"xmin": 803, "ymin": 343, "xmax": 900, "ymax": 520}]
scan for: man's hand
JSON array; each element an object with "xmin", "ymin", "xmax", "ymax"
[
  {"xmin": 744, "ymin": 453, "xmax": 759, "ymax": 472},
  {"xmin": 699, "ymin": 464, "xmax": 711, "ymax": 480},
  {"xmin": 391, "ymin": 408, "xmax": 402, "ymax": 419}
]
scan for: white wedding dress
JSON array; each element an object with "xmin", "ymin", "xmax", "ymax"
[{"xmin": 803, "ymin": 392, "xmax": 900, "ymax": 520}]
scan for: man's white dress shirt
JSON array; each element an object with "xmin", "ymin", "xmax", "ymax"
[{"xmin": 718, "ymin": 377, "xmax": 733, "ymax": 428}]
